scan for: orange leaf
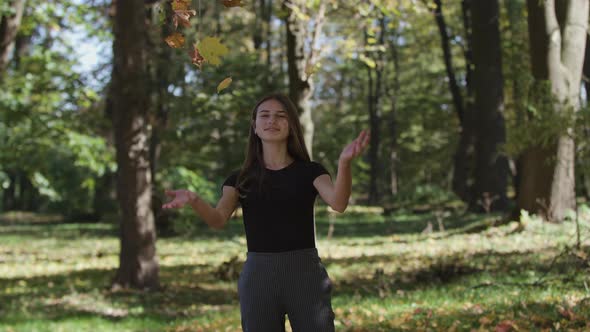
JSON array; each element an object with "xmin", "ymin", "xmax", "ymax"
[
  {"xmin": 164, "ymin": 32, "xmax": 185, "ymax": 48},
  {"xmin": 172, "ymin": 9, "xmax": 196, "ymax": 29},
  {"xmin": 172, "ymin": 0, "xmax": 191, "ymax": 11},
  {"xmin": 222, "ymin": 0, "xmax": 244, "ymax": 8},
  {"xmin": 495, "ymin": 320, "xmax": 517, "ymax": 332},
  {"xmin": 189, "ymin": 45, "xmax": 205, "ymax": 68}
]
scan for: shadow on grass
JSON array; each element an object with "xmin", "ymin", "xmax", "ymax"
[
  {"xmin": 0, "ymin": 209, "xmax": 500, "ymax": 242},
  {"xmin": 326, "ymin": 244, "xmax": 589, "ymax": 298},
  {"xmin": 0, "ymin": 263, "xmax": 239, "ymax": 326},
  {"xmin": 338, "ymin": 296, "xmax": 590, "ymax": 332}
]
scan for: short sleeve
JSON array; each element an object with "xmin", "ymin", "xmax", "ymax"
[
  {"xmin": 309, "ymin": 161, "xmax": 330, "ymax": 181},
  {"xmin": 221, "ymin": 171, "xmax": 239, "ymax": 191}
]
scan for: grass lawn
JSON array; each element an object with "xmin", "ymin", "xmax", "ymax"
[{"xmin": 1, "ymin": 206, "xmax": 589, "ymax": 331}]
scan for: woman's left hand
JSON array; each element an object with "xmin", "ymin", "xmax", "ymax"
[{"xmin": 339, "ymin": 129, "xmax": 370, "ymax": 164}]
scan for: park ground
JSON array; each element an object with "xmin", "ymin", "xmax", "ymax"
[{"xmin": 1, "ymin": 204, "xmax": 590, "ymax": 331}]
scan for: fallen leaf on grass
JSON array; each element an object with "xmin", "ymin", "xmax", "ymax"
[
  {"xmin": 557, "ymin": 305, "xmax": 576, "ymax": 321},
  {"xmin": 479, "ymin": 316, "xmax": 493, "ymax": 325},
  {"xmin": 495, "ymin": 320, "xmax": 517, "ymax": 332}
]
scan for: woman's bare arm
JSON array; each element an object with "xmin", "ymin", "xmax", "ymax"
[
  {"xmin": 163, "ymin": 186, "xmax": 239, "ymax": 229},
  {"xmin": 314, "ymin": 130, "xmax": 370, "ymax": 213}
]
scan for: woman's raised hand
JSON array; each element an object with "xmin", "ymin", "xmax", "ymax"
[
  {"xmin": 162, "ymin": 189, "xmax": 197, "ymax": 209},
  {"xmin": 339, "ymin": 129, "xmax": 370, "ymax": 164}
]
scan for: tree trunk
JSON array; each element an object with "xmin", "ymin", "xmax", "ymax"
[
  {"xmin": 111, "ymin": 0, "xmax": 159, "ymax": 290},
  {"xmin": 253, "ymin": 0, "xmax": 263, "ymax": 50},
  {"xmin": 519, "ymin": 0, "xmax": 588, "ymax": 221},
  {"xmin": 581, "ymin": 30, "xmax": 590, "ymax": 200},
  {"xmin": 505, "ymin": 0, "xmax": 527, "ymax": 204},
  {"xmin": 147, "ymin": 3, "xmax": 173, "ymax": 234},
  {"xmin": 365, "ymin": 17, "xmax": 385, "ymax": 205},
  {"xmin": 2, "ymin": 170, "xmax": 16, "ymax": 210},
  {"xmin": 431, "ymin": 0, "xmax": 475, "ymax": 203},
  {"xmin": 264, "ymin": 0, "xmax": 272, "ymax": 79},
  {"xmin": 0, "ymin": 0, "xmax": 26, "ymax": 73},
  {"xmin": 387, "ymin": 20, "xmax": 401, "ymax": 198},
  {"xmin": 470, "ymin": 0, "xmax": 509, "ymax": 211},
  {"xmin": 451, "ymin": 0, "xmax": 476, "ymax": 203},
  {"xmin": 283, "ymin": 0, "xmax": 325, "ymax": 158}
]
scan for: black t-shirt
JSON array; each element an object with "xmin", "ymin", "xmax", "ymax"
[{"xmin": 222, "ymin": 160, "xmax": 330, "ymax": 252}]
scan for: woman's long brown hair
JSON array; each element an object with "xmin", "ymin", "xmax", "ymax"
[{"xmin": 236, "ymin": 93, "xmax": 310, "ymax": 195}]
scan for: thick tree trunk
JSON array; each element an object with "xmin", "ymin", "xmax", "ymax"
[
  {"xmin": 111, "ymin": 0, "xmax": 159, "ymax": 289},
  {"xmin": 0, "ymin": 0, "xmax": 26, "ymax": 73},
  {"xmin": 520, "ymin": 0, "xmax": 588, "ymax": 221},
  {"xmin": 283, "ymin": 0, "xmax": 325, "ymax": 158},
  {"xmin": 470, "ymin": 0, "xmax": 509, "ymax": 211}
]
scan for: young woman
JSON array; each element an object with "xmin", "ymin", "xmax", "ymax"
[{"xmin": 162, "ymin": 93, "xmax": 369, "ymax": 331}]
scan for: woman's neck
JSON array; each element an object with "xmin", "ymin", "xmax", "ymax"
[{"xmin": 261, "ymin": 142, "xmax": 293, "ymax": 169}]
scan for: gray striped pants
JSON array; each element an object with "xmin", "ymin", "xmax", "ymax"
[{"xmin": 238, "ymin": 248, "xmax": 335, "ymax": 332}]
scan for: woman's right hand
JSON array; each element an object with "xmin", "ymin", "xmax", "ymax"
[{"xmin": 162, "ymin": 189, "xmax": 197, "ymax": 209}]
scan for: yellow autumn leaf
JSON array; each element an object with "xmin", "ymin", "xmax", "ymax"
[
  {"xmin": 197, "ymin": 37, "xmax": 229, "ymax": 66},
  {"xmin": 217, "ymin": 77, "xmax": 232, "ymax": 93}
]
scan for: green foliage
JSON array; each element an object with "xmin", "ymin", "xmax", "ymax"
[
  {"xmin": 157, "ymin": 166, "xmax": 218, "ymax": 233},
  {"xmin": 0, "ymin": 0, "xmax": 110, "ymax": 216},
  {"xmin": 504, "ymin": 79, "xmax": 578, "ymax": 157}
]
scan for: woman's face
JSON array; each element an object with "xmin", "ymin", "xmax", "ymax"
[{"xmin": 254, "ymin": 99, "xmax": 290, "ymax": 142}]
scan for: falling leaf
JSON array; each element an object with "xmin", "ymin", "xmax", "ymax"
[
  {"xmin": 188, "ymin": 44, "xmax": 205, "ymax": 68},
  {"xmin": 217, "ymin": 77, "xmax": 232, "ymax": 93},
  {"xmin": 197, "ymin": 37, "xmax": 229, "ymax": 66},
  {"xmin": 172, "ymin": 0, "xmax": 191, "ymax": 11},
  {"xmin": 222, "ymin": 0, "xmax": 244, "ymax": 8},
  {"xmin": 172, "ymin": 9, "xmax": 196, "ymax": 29},
  {"xmin": 359, "ymin": 54, "xmax": 376, "ymax": 68},
  {"xmin": 164, "ymin": 32, "xmax": 185, "ymax": 48}
]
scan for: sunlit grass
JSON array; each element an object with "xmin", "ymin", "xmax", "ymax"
[{"xmin": 1, "ymin": 206, "xmax": 589, "ymax": 331}]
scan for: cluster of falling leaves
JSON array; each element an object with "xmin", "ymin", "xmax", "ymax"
[{"xmin": 164, "ymin": 0, "xmax": 243, "ymax": 93}]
